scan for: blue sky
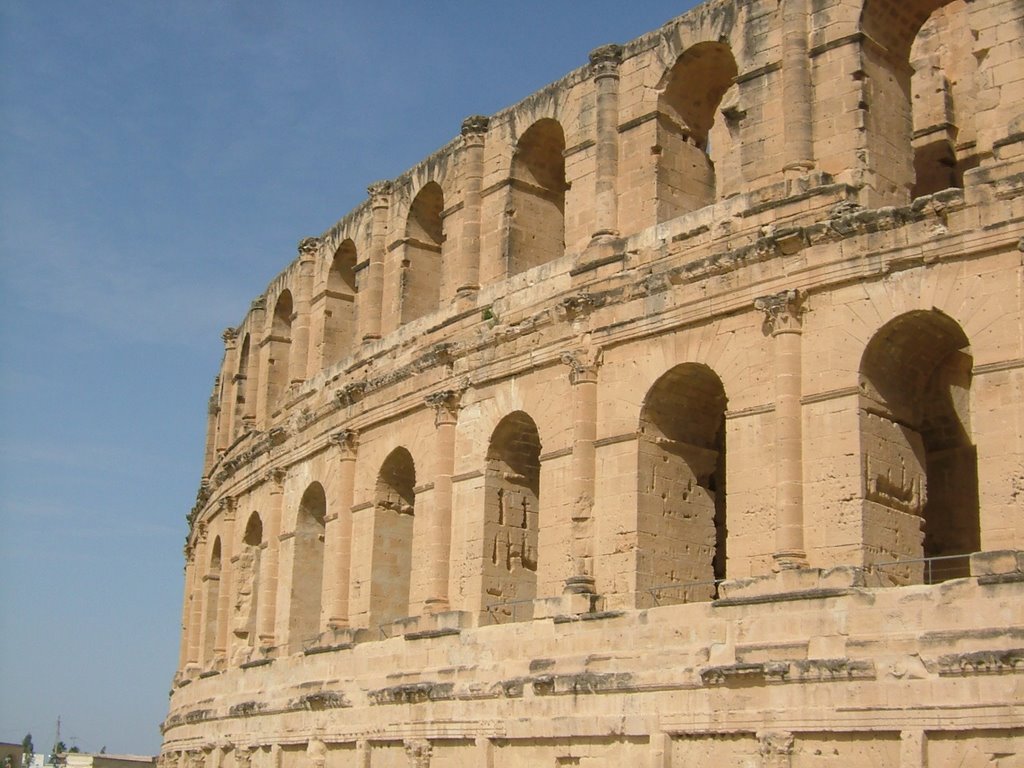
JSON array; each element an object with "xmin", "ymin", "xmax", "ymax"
[{"xmin": 0, "ymin": 1, "xmax": 696, "ymax": 755}]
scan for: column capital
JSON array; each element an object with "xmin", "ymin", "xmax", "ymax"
[
  {"xmin": 461, "ymin": 114, "xmax": 490, "ymax": 140},
  {"xmin": 425, "ymin": 388, "xmax": 463, "ymax": 426},
  {"xmin": 334, "ymin": 381, "xmax": 366, "ymax": 408},
  {"xmin": 222, "ymin": 327, "xmax": 239, "ymax": 347},
  {"xmin": 758, "ymin": 731, "xmax": 794, "ymax": 767},
  {"xmin": 249, "ymin": 297, "xmax": 266, "ymax": 314},
  {"xmin": 297, "ymin": 236, "xmax": 321, "ymax": 261},
  {"xmin": 264, "ymin": 467, "xmax": 286, "ymax": 488},
  {"xmin": 367, "ymin": 180, "xmax": 393, "ymax": 205},
  {"xmin": 218, "ymin": 496, "xmax": 236, "ymax": 521},
  {"xmin": 404, "ymin": 740, "xmax": 432, "ymax": 768},
  {"xmin": 754, "ymin": 289, "xmax": 805, "ymax": 335},
  {"xmin": 560, "ymin": 348, "xmax": 603, "ymax": 385},
  {"xmin": 331, "ymin": 428, "xmax": 359, "ymax": 460},
  {"xmin": 589, "ymin": 43, "xmax": 623, "ymax": 79}
]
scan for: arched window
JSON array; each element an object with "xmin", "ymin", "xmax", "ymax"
[
  {"xmin": 860, "ymin": 310, "xmax": 978, "ymax": 582},
  {"xmin": 400, "ymin": 183, "xmax": 444, "ymax": 324},
  {"xmin": 507, "ymin": 119, "xmax": 566, "ymax": 275},
  {"xmin": 370, "ymin": 448, "xmax": 416, "ymax": 628},
  {"xmin": 267, "ymin": 290, "xmax": 293, "ymax": 411},
  {"xmin": 322, "ymin": 240, "xmax": 357, "ymax": 366},
  {"xmin": 234, "ymin": 512, "xmax": 263, "ymax": 648},
  {"xmin": 203, "ymin": 537, "xmax": 222, "ymax": 662},
  {"xmin": 656, "ymin": 43, "xmax": 739, "ymax": 221},
  {"xmin": 233, "ymin": 334, "xmax": 255, "ymax": 439},
  {"xmin": 288, "ymin": 483, "xmax": 326, "ymax": 650},
  {"xmin": 637, "ymin": 364, "xmax": 727, "ymax": 606},
  {"xmin": 482, "ymin": 412, "xmax": 541, "ymax": 623}
]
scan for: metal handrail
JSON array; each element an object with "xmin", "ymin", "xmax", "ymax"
[
  {"xmin": 867, "ymin": 551, "xmax": 974, "ymax": 585},
  {"xmin": 642, "ymin": 578, "xmax": 724, "ymax": 605}
]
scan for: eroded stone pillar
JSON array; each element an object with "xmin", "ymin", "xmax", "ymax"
[
  {"xmin": 424, "ymin": 390, "xmax": 461, "ymax": 612},
  {"xmin": 178, "ymin": 543, "xmax": 197, "ymax": 671},
  {"xmin": 758, "ymin": 731, "xmax": 794, "ymax": 768},
  {"xmin": 258, "ymin": 468, "xmax": 286, "ymax": 646},
  {"xmin": 781, "ymin": 0, "xmax": 814, "ymax": 175},
  {"xmin": 475, "ymin": 737, "xmax": 494, "ymax": 768},
  {"xmin": 361, "ymin": 181, "xmax": 392, "ymax": 342},
  {"xmin": 561, "ymin": 349, "xmax": 602, "ymax": 597},
  {"xmin": 217, "ymin": 330, "xmax": 238, "ymax": 454},
  {"xmin": 214, "ymin": 497, "xmax": 236, "ymax": 658},
  {"xmin": 203, "ymin": 383, "xmax": 220, "ymax": 475},
  {"xmin": 323, "ymin": 429, "xmax": 357, "ymax": 630},
  {"xmin": 755, "ymin": 290, "xmax": 807, "ymax": 569},
  {"xmin": 290, "ymin": 238, "xmax": 317, "ymax": 384},
  {"xmin": 589, "ymin": 44, "xmax": 623, "ymax": 242},
  {"xmin": 187, "ymin": 522, "xmax": 209, "ymax": 667},
  {"xmin": 900, "ymin": 730, "xmax": 925, "ymax": 768},
  {"xmin": 458, "ymin": 116, "xmax": 489, "ymax": 296}
]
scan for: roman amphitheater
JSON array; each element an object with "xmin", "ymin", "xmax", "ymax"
[{"xmin": 162, "ymin": 0, "xmax": 1024, "ymax": 764}]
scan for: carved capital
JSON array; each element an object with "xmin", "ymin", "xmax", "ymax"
[
  {"xmin": 222, "ymin": 327, "xmax": 239, "ymax": 347},
  {"xmin": 264, "ymin": 467, "xmax": 286, "ymax": 488},
  {"xmin": 298, "ymin": 237, "xmax": 320, "ymax": 260},
  {"xmin": 561, "ymin": 348, "xmax": 602, "ymax": 385},
  {"xmin": 754, "ymin": 289, "xmax": 804, "ymax": 335},
  {"xmin": 195, "ymin": 521, "xmax": 209, "ymax": 544},
  {"xmin": 425, "ymin": 388, "xmax": 462, "ymax": 426},
  {"xmin": 404, "ymin": 740, "xmax": 432, "ymax": 768},
  {"xmin": 331, "ymin": 428, "xmax": 359, "ymax": 460},
  {"xmin": 218, "ymin": 496, "xmax": 236, "ymax": 521},
  {"xmin": 758, "ymin": 731, "xmax": 794, "ymax": 768},
  {"xmin": 555, "ymin": 292, "xmax": 600, "ymax": 321},
  {"xmin": 233, "ymin": 749, "xmax": 251, "ymax": 768},
  {"xmin": 367, "ymin": 180, "xmax": 393, "ymax": 205},
  {"xmin": 589, "ymin": 43, "xmax": 623, "ymax": 79},
  {"xmin": 461, "ymin": 114, "xmax": 490, "ymax": 138},
  {"xmin": 249, "ymin": 297, "xmax": 266, "ymax": 314}
]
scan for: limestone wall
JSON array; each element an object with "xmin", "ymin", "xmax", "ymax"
[{"xmin": 168, "ymin": 0, "xmax": 1024, "ymax": 763}]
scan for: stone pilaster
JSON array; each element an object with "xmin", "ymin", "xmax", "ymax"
[
  {"xmin": 290, "ymin": 237, "xmax": 318, "ymax": 384},
  {"xmin": 178, "ymin": 544, "xmax": 197, "ymax": 671},
  {"xmin": 458, "ymin": 116, "xmax": 489, "ymax": 296},
  {"xmin": 247, "ymin": 298, "xmax": 269, "ymax": 429},
  {"xmin": 561, "ymin": 349, "xmax": 602, "ymax": 599},
  {"xmin": 324, "ymin": 429, "xmax": 358, "ymax": 629},
  {"xmin": 362, "ymin": 181, "xmax": 392, "ymax": 342},
  {"xmin": 187, "ymin": 522, "xmax": 209, "ymax": 668},
  {"xmin": 258, "ymin": 468, "xmax": 286, "ymax": 646},
  {"xmin": 424, "ymin": 389, "xmax": 462, "ymax": 612},
  {"xmin": 589, "ymin": 44, "xmax": 623, "ymax": 242},
  {"xmin": 404, "ymin": 740, "xmax": 431, "ymax": 768},
  {"xmin": 217, "ymin": 329, "xmax": 238, "ymax": 454},
  {"xmin": 899, "ymin": 730, "xmax": 925, "ymax": 768},
  {"xmin": 755, "ymin": 289, "xmax": 808, "ymax": 569},
  {"xmin": 782, "ymin": 0, "xmax": 814, "ymax": 175}
]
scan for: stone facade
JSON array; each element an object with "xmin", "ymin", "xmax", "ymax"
[{"xmin": 163, "ymin": 0, "xmax": 1024, "ymax": 765}]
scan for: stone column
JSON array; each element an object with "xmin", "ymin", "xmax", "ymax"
[
  {"xmin": 202, "ymin": 384, "xmax": 219, "ymax": 475},
  {"xmin": 323, "ymin": 429, "xmax": 358, "ymax": 630},
  {"xmin": 361, "ymin": 181, "xmax": 392, "ymax": 342},
  {"xmin": 424, "ymin": 390, "xmax": 461, "ymax": 613},
  {"xmin": 290, "ymin": 238, "xmax": 318, "ymax": 384},
  {"xmin": 217, "ymin": 330, "xmax": 238, "ymax": 454},
  {"xmin": 899, "ymin": 730, "xmax": 925, "ymax": 768},
  {"xmin": 755, "ymin": 290, "xmax": 808, "ymax": 568},
  {"xmin": 354, "ymin": 740, "xmax": 370, "ymax": 768},
  {"xmin": 457, "ymin": 116, "xmax": 489, "ymax": 296},
  {"xmin": 561, "ymin": 349, "xmax": 602, "ymax": 598},
  {"xmin": 187, "ymin": 523, "xmax": 209, "ymax": 667},
  {"xmin": 474, "ymin": 737, "xmax": 494, "ymax": 768},
  {"xmin": 258, "ymin": 468, "xmax": 286, "ymax": 647},
  {"xmin": 214, "ymin": 497, "xmax": 236, "ymax": 658},
  {"xmin": 758, "ymin": 731, "xmax": 794, "ymax": 768},
  {"xmin": 589, "ymin": 44, "xmax": 623, "ymax": 242},
  {"xmin": 781, "ymin": 0, "xmax": 814, "ymax": 175},
  {"xmin": 178, "ymin": 545, "xmax": 197, "ymax": 671}
]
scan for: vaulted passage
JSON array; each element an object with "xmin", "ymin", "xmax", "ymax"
[
  {"xmin": 860, "ymin": 310, "xmax": 979, "ymax": 582},
  {"xmin": 482, "ymin": 412, "xmax": 541, "ymax": 623},
  {"xmin": 322, "ymin": 240, "xmax": 357, "ymax": 366},
  {"xmin": 507, "ymin": 119, "xmax": 566, "ymax": 275},
  {"xmin": 370, "ymin": 448, "xmax": 416, "ymax": 628},
  {"xmin": 233, "ymin": 512, "xmax": 263, "ymax": 650},
  {"xmin": 288, "ymin": 482, "xmax": 326, "ymax": 650},
  {"xmin": 637, "ymin": 364, "xmax": 727, "ymax": 606},
  {"xmin": 401, "ymin": 183, "xmax": 444, "ymax": 324},
  {"xmin": 657, "ymin": 43, "xmax": 739, "ymax": 220},
  {"xmin": 267, "ymin": 290, "xmax": 293, "ymax": 411}
]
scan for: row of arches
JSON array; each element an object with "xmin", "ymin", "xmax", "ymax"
[{"xmin": 193, "ymin": 308, "xmax": 983, "ymax": 663}]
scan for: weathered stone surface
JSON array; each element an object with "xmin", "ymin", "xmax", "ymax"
[{"xmin": 166, "ymin": 0, "xmax": 1024, "ymax": 763}]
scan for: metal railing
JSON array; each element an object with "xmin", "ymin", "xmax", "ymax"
[
  {"xmin": 866, "ymin": 552, "xmax": 974, "ymax": 585},
  {"xmin": 641, "ymin": 578, "xmax": 724, "ymax": 606},
  {"xmin": 483, "ymin": 597, "xmax": 535, "ymax": 625}
]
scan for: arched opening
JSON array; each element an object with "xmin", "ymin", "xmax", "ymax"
[
  {"xmin": 636, "ymin": 364, "xmax": 727, "ymax": 606},
  {"xmin": 202, "ymin": 537, "xmax": 222, "ymax": 662},
  {"xmin": 323, "ymin": 240, "xmax": 357, "ymax": 366},
  {"xmin": 288, "ymin": 482, "xmax": 327, "ymax": 650},
  {"xmin": 400, "ymin": 182, "xmax": 444, "ymax": 324},
  {"xmin": 370, "ymin": 448, "xmax": 416, "ymax": 628},
  {"xmin": 656, "ymin": 42, "xmax": 739, "ymax": 221},
  {"xmin": 267, "ymin": 290, "xmax": 293, "ymax": 411},
  {"xmin": 233, "ymin": 512, "xmax": 263, "ymax": 648},
  {"xmin": 859, "ymin": 310, "xmax": 978, "ymax": 582},
  {"xmin": 858, "ymin": 0, "xmax": 972, "ymax": 202},
  {"xmin": 233, "ymin": 334, "xmax": 254, "ymax": 440},
  {"xmin": 507, "ymin": 118, "xmax": 566, "ymax": 275},
  {"xmin": 482, "ymin": 412, "xmax": 541, "ymax": 623}
]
